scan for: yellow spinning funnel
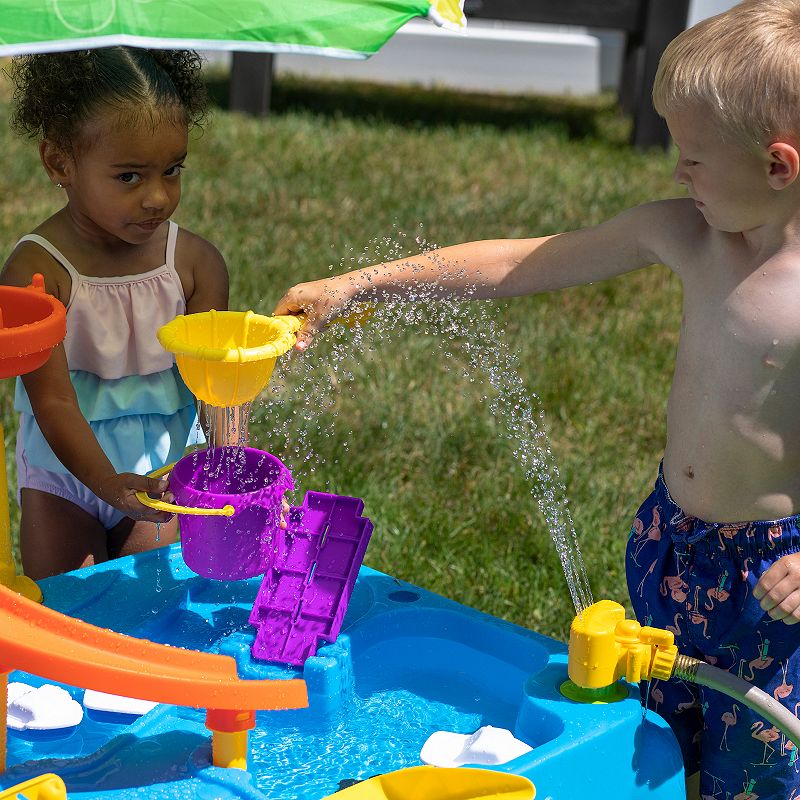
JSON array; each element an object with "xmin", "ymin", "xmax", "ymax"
[{"xmin": 158, "ymin": 310, "xmax": 302, "ymax": 408}]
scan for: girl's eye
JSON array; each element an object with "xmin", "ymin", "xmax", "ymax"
[
  {"xmin": 118, "ymin": 172, "xmax": 141, "ymax": 184},
  {"xmin": 165, "ymin": 163, "xmax": 184, "ymax": 177}
]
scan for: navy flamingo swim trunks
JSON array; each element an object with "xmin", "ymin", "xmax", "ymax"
[{"xmin": 626, "ymin": 464, "xmax": 800, "ymax": 799}]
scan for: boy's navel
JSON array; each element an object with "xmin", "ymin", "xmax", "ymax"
[{"xmin": 684, "ymin": 465, "xmax": 695, "ymax": 479}]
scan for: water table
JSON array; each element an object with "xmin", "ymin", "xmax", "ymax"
[{"xmin": 0, "ymin": 536, "xmax": 686, "ymax": 799}]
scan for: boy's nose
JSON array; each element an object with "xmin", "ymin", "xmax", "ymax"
[{"xmin": 673, "ymin": 162, "xmax": 688, "ymax": 186}]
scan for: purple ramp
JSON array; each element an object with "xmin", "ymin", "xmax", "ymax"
[{"xmin": 248, "ymin": 491, "xmax": 373, "ymax": 666}]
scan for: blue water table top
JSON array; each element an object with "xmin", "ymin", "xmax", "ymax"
[{"xmin": 1, "ymin": 540, "xmax": 686, "ymax": 799}]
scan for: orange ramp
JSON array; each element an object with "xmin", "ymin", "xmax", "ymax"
[{"xmin": 0, "ymin": 584, "xmax": 308, "ymax": 711}]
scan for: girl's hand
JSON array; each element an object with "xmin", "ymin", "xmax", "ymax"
[
  {"xmin": 97, "ymin": 473, "xmax": 175, "ymax": 523},
  {"xmin": 753, "ymin": 553, "xmax": 800, "ymax": 624},
  {"xmin": 273, "ymin": 276, "xmax": 357, "ymax": 351}
]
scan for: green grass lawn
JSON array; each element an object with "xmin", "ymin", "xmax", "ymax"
[{"xmin": 0, "ymin": 71, "xmax": 681, "ymax": 640}]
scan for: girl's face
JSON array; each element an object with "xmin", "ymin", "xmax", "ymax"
[{"xmin": 63, "ymin": 106, "xmax": 188, "ymax": 246}]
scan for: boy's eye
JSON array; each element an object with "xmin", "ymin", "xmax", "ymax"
[
  {"xmin": 118, "ymin": 172, "xmax": 141, "ymax": 185},
  {"xmin": 164, "ymin": 163, "xmax": 184, "ymax": 177},
  {"xmin": 683, "ymin": 159, "xmax": 699, "ymax": 167}
]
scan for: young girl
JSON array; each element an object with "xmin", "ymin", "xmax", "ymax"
[{"xmin": 3, "ymin": 48, "xmax": 229, "ymax": 580}]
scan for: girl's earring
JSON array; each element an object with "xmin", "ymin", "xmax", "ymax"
[{"xmin": 56, "ymin": 182, "xmax": 64, "ymax": 189}]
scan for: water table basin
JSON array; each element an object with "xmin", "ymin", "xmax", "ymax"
[{"xmin": 1, "ymin": 544, "xmax": 685, "ymax": 799}]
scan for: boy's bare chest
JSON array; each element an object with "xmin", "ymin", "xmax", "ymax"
[{"xmin": 683, "ymin": 263, "xmax": 800, "ymax": 363}]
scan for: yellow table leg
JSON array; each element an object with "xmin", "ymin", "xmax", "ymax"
[
  {"xmin": 206, "ymin": 709, "xmax": 255, "ymax": 770},
  {"xmin": 0, "ymin": 423, "xmax": 41, "ymax": 603},
  {"xmin": 211, "ymin": 730, "xmax": 249, "ymax": 770}
]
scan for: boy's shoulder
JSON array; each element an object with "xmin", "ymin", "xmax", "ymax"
[{"xmin": 628, "ymin": 198, "xmax": 711, "ymax": 274}]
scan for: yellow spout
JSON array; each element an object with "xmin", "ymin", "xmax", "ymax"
[{"xmin": 567, "ymin": 600, "xmax": 678, "ymax": 695}]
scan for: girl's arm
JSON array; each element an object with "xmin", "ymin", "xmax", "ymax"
[
  {"xmin": 20, "ymin": 345, "xmax": 172, "ymax": 520},
  {"xmin": 274, "ymin": 200, "xmax": 686, "ymax": 349},
  {"xmin": 1, "ymin": 249, "xmax": 172, "ymax": 521}
]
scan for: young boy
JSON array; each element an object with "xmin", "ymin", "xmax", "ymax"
[{"xmin": 274, "ymin": 2, "xmax": 800, "ymax": 797}]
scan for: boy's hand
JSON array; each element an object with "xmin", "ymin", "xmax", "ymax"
[
  {"xmin": 753, "ymin": 553, "xmax": 800, "ymax": 624},
  {"xmin": 96, "ymin": 473, "xmax": 175, "ymax": 523},
  {"xmin": 273, "ymin": 276, "xmax": 356, "ymax": 351}
]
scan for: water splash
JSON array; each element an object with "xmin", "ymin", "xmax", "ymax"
[{"xmin": 249, "ymin": 232, "xmax": 593, "ymax": 614}]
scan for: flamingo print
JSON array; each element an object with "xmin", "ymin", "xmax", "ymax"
[
  {"xmin": 649, "ymin": 682, "xmax": 664, "ymax": 714},
  {"xmin": 705, "ymin": 570, "xmax": 731, "ymax": 610},
  {"xmin": 636, "ymin": 558, "xmax": 657, "ymax": 597},
  {"xmin": 700, "ymin": 771, "xmax": 725, "ymax": 800},
  {"xmin": 632, "ymin": 506, "xmax": 662, "ymax": 566},
  {"xmin": 773, "ymin": 660, "xmax": 794, "ymax": 702},
  {"xmin": 739, "ymin": 634, "xmax": 773, "ymax": 681},
  {"xmin": 689, "ymin": 586, "xmax": 712, "ymax": 639},
  {"xmin": 751, "ymin": 721, "xmax": 780, "ymax": 765},
  {"xmin": 733, "ymin": 775, "xmax": 759, "ymax": 800},
  {"xmin": 666, "ymin": 612, "xmax": 683, "ymax": 637},
  {"xmin": 720, "ymin": 703, "xmax": 739, "ymax": 751},
  {"xmin": 660, "ymin": 572, "xmax": 689, "ymax": 603},
  {"xmin": 766, "ymin": 524, "xmax": 783, "ymax": 550},
  {"xmin": 717, "ymin": 524, "xmax": 740, "ymax": 552}
]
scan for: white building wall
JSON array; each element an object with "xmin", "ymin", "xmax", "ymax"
[{"xmin": 271, "ymin": 0, "xmax": 738, "ymax": 96}]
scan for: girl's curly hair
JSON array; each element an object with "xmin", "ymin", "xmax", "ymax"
[{"xmin": 9, "ymin": 47, "xmax": 208, "ymax": 151}]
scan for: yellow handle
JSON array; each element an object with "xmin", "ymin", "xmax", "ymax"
[
  {"xmin": 134, "ymin": 462, "xmax": 235, "ymax": 517},
  {"xmin": 273, "ymin": 304, "xmax": 374, "ymax": 335}
]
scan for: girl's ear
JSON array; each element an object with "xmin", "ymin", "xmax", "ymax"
[
  {"xmin": 39, "ymin": 139, "xmax": 73, "ymax": 188},
  {"xmin": 765, "ymin": 141, "xmax": 800, "ymax": 190}
]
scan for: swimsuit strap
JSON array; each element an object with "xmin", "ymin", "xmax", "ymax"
[
  {"xmin": 165, "ymin": 220, "xmax": 180, "ymax": 281},
  {"xmin": 14, "ymin": 234, "xmax": 82, "ymax": 306}
]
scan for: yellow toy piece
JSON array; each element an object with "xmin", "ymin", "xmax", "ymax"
[
  {"xmin": 0, "ymin": 773, "xmax": 67, "ymax": 799},
  {"xmin": 323, "ymin": 766, "xmax": 535, "ymax": 799},
  {"xmin": 158, "ymin": 310, "xmax": 302, "ymax": 408},
  {"xmin": 158, "ymin": 307, "xmax": 375, "ymax": 409},
  {"xmin": 567, "ymin": 600, "xmax": 678, "ymax": 693}
]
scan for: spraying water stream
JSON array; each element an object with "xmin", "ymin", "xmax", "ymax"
[{"xmin": 231, "ymin": 235, "xmax": 594, "ymax": 615}]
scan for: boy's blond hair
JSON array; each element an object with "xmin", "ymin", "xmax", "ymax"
[{"xmin": 652, "ymin": 0, "xmax": 800, "ymax": 149}]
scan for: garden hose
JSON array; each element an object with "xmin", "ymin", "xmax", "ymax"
[{"xmin": 672, "ymin": 654, "xmax": 800, "ymax": 743}]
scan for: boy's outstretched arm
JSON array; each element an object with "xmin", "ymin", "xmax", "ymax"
[{"xmin": 274, "ymin": 201, "xmax": 675, "ymax": 349}]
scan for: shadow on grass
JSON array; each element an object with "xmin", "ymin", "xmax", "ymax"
[{"xmin": 205, "ymin": 72, "xmax": 630, "ymax": 143}]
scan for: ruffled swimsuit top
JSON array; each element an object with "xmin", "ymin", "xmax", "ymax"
[{"xmin": 14, "ymin": 221, "xmax": 200, "ymax": 476}]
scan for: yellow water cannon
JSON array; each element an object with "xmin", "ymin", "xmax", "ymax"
[
  {"xmin": 566, "ymin": 600, "xmax": 800, "ymax": 748},
  {"xmin": 567, "ymin": 600, "xmax": 678, "ymax": 696}
]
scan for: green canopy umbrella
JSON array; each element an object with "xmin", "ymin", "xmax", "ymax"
[{"xmin": 0, "ymin": 0, "xmax": 465, "ymax": 59}]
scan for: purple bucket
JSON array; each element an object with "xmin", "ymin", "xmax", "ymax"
[{"xmin": 169, "ymin": 447, "xmax": 293, "ymax": 580}]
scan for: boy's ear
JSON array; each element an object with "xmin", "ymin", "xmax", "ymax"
[
  {"xmin": 765, "ymin": 141, "xmax": 800, "ymax": 190},
  {"xmin": 39, "ymin": 139, "xmax": 73, "ymax": 188}
]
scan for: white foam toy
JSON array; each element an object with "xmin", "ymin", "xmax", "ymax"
[
  {"xmin": 6, "ymin": 682, "xmax": 83, "ymax": 731},
  {"xmin": 420, "ymin": 725, "xmax": 533, "ymax": 768},
  {"xmin": 83, "ymin": 689, "xmax": 158, "ymax": 717}
]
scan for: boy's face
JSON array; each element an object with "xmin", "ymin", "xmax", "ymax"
[
  {"xmin": 60, "ymin": 106, "xmax": 188, "ymax": 246},
  {"xmin": 666, "ymin": 108, "xmax": 774, "ymax": 234}
]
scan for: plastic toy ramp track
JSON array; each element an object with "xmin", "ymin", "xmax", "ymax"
[
  {"xmin": 325, "ymin": 766, "xmax": 535, "ymax": 799},
  {"xmin": 0, "ymin": 585, "xmax": 308, "ymax": 711}
]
